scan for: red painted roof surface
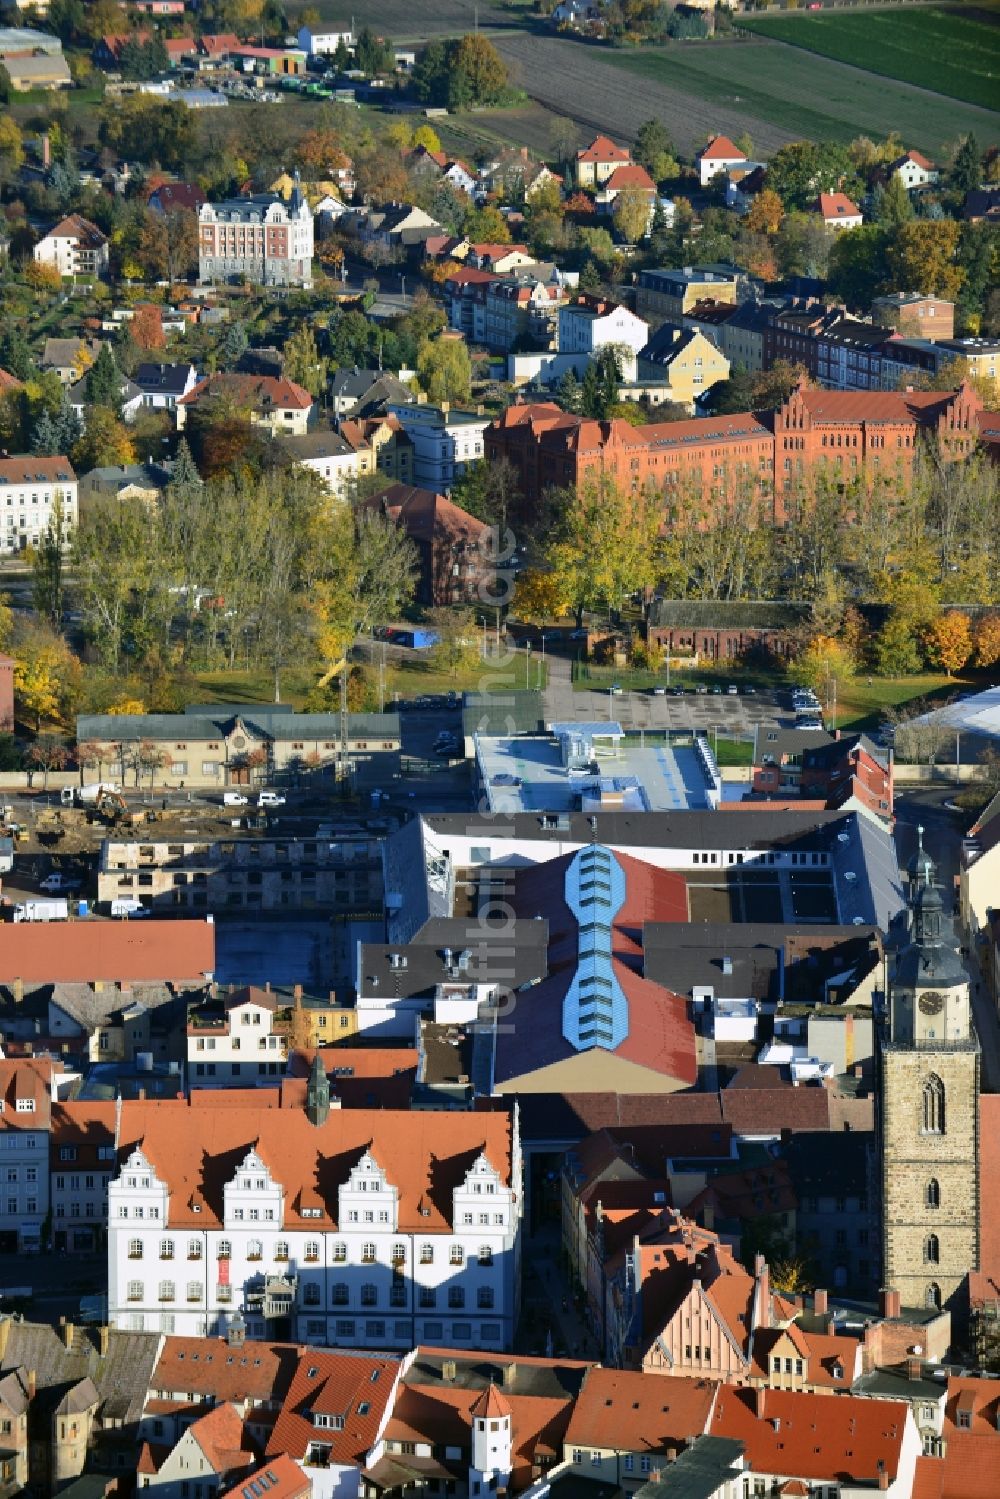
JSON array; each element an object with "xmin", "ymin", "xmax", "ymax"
[
  {"xmin": 699, "ymin": 135, "xmax": 745, "ymax": 161},
  {"xmin": 0, "ymin": 919, "xmax": 214, "ymax": 985},
  {"xmin": 710, "ymin": 1385, "xmax": 907, "ymax": 1483}
]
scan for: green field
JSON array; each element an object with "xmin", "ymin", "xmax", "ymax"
[
  {"xmin": 742, "ymin": 8, "xmax": 1000, "ymax": 113},
  {"xmin": 596, "ymin": 35, "xmax": 999, "ymax": 154}
]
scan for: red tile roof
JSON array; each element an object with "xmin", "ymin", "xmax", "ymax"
[
  {"xmin": 816, "ymin": 192, "xmax": 861, "ymax": 220},
  {"xmin": 911, "ymin": 1456, "xmax": 944, "ymax": 1499},
  {"xmin": 359, "ymin": 483, "xmax": 490, "ymax": 550},
  {"xmin": 0, "ymin": 1057, "xmax": 56, "ymax": 1130},
  {"xmin": 221, "ymin": 1453, "xmax": 310, "ymax": 1499},
  {"xmin": 565, "ymin": 1367, "xmax": 716, "ymax": 1454},
  {"xmin": 710, "ymin": 1385, "xmax": 907, "ymax": 1483},
  {"xmin": 283, "ymin": 1045, "xmax": 418, "ymax": 1110},
  {"xmin": 154, "ymin": 1336, "xmax": 299, "ymax": 1406},
  {"xmin": 44, "ymin": 214, "xmax": 108, "ymax": 248},
  {"xmin": 179, "ymin": 374, "xmax": 313, "ymax": 411},
  {"xmin": 0, "ymin": 455, "xmax": 76, "ymax": 485},
  {"xmin": 0, "ymin": 368, "xmax": 23, "ymax": 394},
  {"xmin": 200, "ymin": 33, "xmax": 241, "ymax": 55},
  {"xmin": 188, "ymin": 1402, "xmax": 257, "ymax": 1476},
  {"xmin": 117, "ymin": 1098, "xmax": 513, "ymax": 1229},
  {"xmin": 577, "ymin": 135, "xmax": 631, "ymax": 164},
  {"xmin": 148, "ymin": 181, "xmax": 207, "ymax": 213},
  {"xmin": 604, "ymin": 164, "xmax": 657, "ymax": 193},
  {"xmin": 384, "ymin": 1381, "xmax": 574, "ymax": 1491},
  {"xmin": 699, "ymin": 135, "xmax": 746, "ymax": 162},
  {"xmin": 470, "ymin": 1382, "xmax": 512, "ymax": 1420},
  {"xmin": 0, "ymin": 919, "xmax": 215, "ymax": 985},
  {"xmin": 266, "ymin": 1349, "xmax": 398, "ymax": 1464}
]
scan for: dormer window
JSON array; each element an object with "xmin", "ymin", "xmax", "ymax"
[{"xmin": 15, "ymin": 1098, "xmax": 36, "ymax": 1113}]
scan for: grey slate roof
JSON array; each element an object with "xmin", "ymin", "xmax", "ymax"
[
  {"xmin": 361, "ymin": 917, "xmax": 549, "ymax": 997},
  {"xmin": 462, "ymin": 690, "xmax": 544, "ymax": 736},
  {"xmin": 422, "ymin": 807, "xmax": 863, "ymax": 851},
  {"xmin": 134, "ymin": 363, "xmax": 196, "ymax": 396},
  {"xmin": 0, "ymin": 1318, "xmax": 160, "ymax": 1425},
  {"xmin": 77, "ymin": 710, "xmax": 400, "ymax": 742},
  {"xmin": 642, "ymin": 922, "xmax": 879, "ymax": 1002},
  {"xmin": 634, "ymin": 1437, "xmax": 745, "ymax": 1498}
]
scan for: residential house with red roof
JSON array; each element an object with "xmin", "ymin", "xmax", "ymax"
[
  {"xmin": 697, "ymin": 134, "xmax": 748, "ymax": 188},
  {"xmin": 466, "ymin": 243, "xmax": 535, "ymax": 273},
  {"xmin": 220, "ymin": 1453, "xmax": 309, "ymax": 1499},
  {"xmin": 575, "ymin": 134, "xmax": 633, "ymax": 189},
  {"xmin": 366, "ymin": 1346, "xmax": 586, "ymax": 1494},
  {"xmin": 709, "ymin": 1384, "xmax": 921, "ymax": 1496},
  {"xmin": 32, "ymin": 213, "xmax": 109, "ymax": 277},
  {"xmin": 561, "ymin": 1366, "xmax": 719, "ymax": 1488},
  {"xmin": 814, "ymin": 191, "xmax": 863, "ymax": 230},
  {"xmin": 890, "ymin": 149, "xmax": 939, "ymax": 191},
  {"xmin": 176, "ymin": 373, "xmax": 313, "ymax": 436},
  {"xmin": 357, "ymin": 482, "xmax": 493, "ymax": 607},
  {"xmin": 595, "ymin": 162, "xmax": 658, "ymax": 211},
  {"xmin": 139, "ymin": 1401, "xmax": 257, "ymax": 1494},
  {"xmin": 106, "ymin": 1088, "xmax": 521, "ymax": 1349}
]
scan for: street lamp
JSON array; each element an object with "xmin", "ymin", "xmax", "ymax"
[{"xmin": 525, "ymin": 640, "xmax": 532, "ymax": 689}]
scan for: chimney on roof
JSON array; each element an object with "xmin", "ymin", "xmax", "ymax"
[
  {"xmin": 97, "ymin": 1326, "xmax": 109, "ymax": 1357},
  {"xmin": 906, "ymin": 1356, "xmax": 923, "ymax": 1381},
  {"xmin": 59, "ymin": 1318, "xmax": 74, "ymax": 1350},
  {"xmin": 501, "ymin": 1361, "xmax": 517, "ymax": 1389},
  {"xmin": 880, "ymin": 1288, "xmax": 902, "ymax": 1320},
  {"xmin": 293, "ymin": 983, "xmax": 303, "ymax": 1002},
  {"xmin": 12, "ymin": 978, "xmax": 22, "ymax": 1004},
  {"xmin": 749, "ymin": 1385, "xmax": 765, "ymax": 1418},
  {"xmin": 442, "ymin": 1359, "xmax": 457, "ymax": 1382},
  {"xmin": 878, "ymin": 1470, "xmax": 889, "ymax": 1492},
  {"xmin": 814, "ymin": 1288, "xmax": 828, "ymax": 1315},
  {"xmin": 754, "ymin": 1254, "xmax": 771, "ymax": 1331},
  {"xmin": 26, "ymin": 1370, "xmax": 36, "ymax": 1401}
]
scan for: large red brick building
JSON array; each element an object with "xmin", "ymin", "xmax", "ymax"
[{"xmin": 485, "ymin": 379, "xmax": 999, "ymax": 525}]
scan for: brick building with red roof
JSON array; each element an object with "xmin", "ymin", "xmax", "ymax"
[
  {"xmin": 357, "ymin": 483, "xmax": 493, "ymax": 607},
  {"xmin": 485, "ymin": 380, "xmax": 1000, "ymax": 526}
]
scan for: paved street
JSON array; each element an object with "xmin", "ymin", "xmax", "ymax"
[{"xmin": 516, "ymin": 1229, "xmax": 601, "ymax": 1361}]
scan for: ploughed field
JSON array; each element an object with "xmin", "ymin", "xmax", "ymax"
[{"xmin": 497, "ymin": 31, "xmax": 999, "ymax": 156}]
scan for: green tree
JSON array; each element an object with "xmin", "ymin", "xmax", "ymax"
[
  {"xmin": 218, "ymin": 320, "xmax": 248, "ymax": 371},
  {"xmin": 415, "ymin": 337, "xmax": 471, "ymax": 405},
  {"xmin": 282, "ymin": 325, "xmax": 326, "ymax": 397},
  {"xmin": 451, "ymin": 34, "xmax": 508, "ymax": 104},
  {"xmin": 634, "ymin": 119, "xmax": 676, "ymax": 183},
  {"xmin": 884, "ymin": 220, "xmax": 965, "ymax": 301},
  {"xmin": 827, "ymin": 224, "xmax": 890, "ymax": 310},
  {"xmin": 546, "ymin": 475, "xmax": 663, "ymax": 625},
  {"xmin": 556, "ymin": 366, "xmax": 582, "ymax": 414},
  {"xmin": 875, "ymin": 173, "xmax": 913, "ymax": 227},
  {"xmin": 30, "ymin": 494, "xmax": 66, "ymax": 629},
  {"xmin": 950, "ymin": 133, "xmax": 981, "ymax": 197},
  {"xmin": 613, "ymin": 186, "xmax": 650, "ymax": 245},
  {"xmin": 86, "ymin": 344, "xmax": 122, "ymax": 413},
  {"xmin": 72, "ymin": 408, "xmax": 136, "ymax": 472},
  {"xmin": 765, "ymin": 141, "xmax": 854, "ymax": 212}
]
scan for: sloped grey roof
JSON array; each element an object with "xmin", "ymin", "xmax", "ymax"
[{"xmin": 0, "ymin": 1319, "xmax": 160, "ymax": 1424}]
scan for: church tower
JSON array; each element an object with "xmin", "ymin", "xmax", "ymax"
[{"xmin": 880, "ymin": 828, "xmax": 980, "ymax": 1311}]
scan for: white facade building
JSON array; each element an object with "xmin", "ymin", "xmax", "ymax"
[
  {"xmin": 558, "ymin": 299, "xmax": 649, "ymax": 381},
  {"xmin": 297, "ymin": 25, "xmax": 353, "ymax": 54},
  {"xmin": 386, "ymin": 403, "xmax": 489, "ymax": 494},
  {"xmin": 33, "ymin": 213, "xmax": 109, "ymax": 277},
  {"xmin": 106, "ymin": 1084, "xmax": 522, "ymax": 1350},
  {"xmin": 187, "ymin": 989, "xmax": 287, "ymax": 1088},
  {"xmin": 0, "ymin": 455, "xmax": 78, "ymax": 554}
]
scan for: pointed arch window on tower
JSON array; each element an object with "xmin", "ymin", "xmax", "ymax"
[
  {"xmin": 923, "ymin": 1235, "xmax": 940, "ymax": 1264},
  {"xmin": 926, "ymin": 1283, "xmax": 942, "ymax": 1310},
  {"xmin": 925, "ymin": 1179, "xmax": 940, "ymax": 1209},
  {"xmin": 922, "ymin": 1075, "xmax": 945, "ymax": 1134}
]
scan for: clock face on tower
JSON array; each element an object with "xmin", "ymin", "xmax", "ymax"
[{"xmin": 919, "ymin": 991, "xmax": 944, "ymax": 1016}]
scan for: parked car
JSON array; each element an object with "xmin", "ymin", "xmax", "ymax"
[
  {"xmin": 223, "ymin": 791, "xmax": 248, "ymax": 806},
  {"xmin": 40, "ymin": 871, "xmax": 82, "ymax": 894},
  {"xmin": 609, "ymin": 683, "xmax": 623, "ymax": 695},
  {"xmin": 694, "ymin": 684, "xmax": 708, "ymax": 695},
  {"xmin": 726, "ymin": 685, "xmax": 739, "ymax": 695},
  {"xmin": 258, "ymin": 791, "xmax": 286, "ymax": 807},
  {"xmin": 651, "ymin": 686, "xmax": 666, "ymax": 696}
]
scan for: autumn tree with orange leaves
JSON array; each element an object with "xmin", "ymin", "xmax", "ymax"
[{"xmin": 923, "ymin": 611, "xmax": 973, "ymax": 676}]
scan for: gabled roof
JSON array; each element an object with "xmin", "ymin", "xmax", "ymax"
[
  {"xmin": 221, "ymin": 1453, "xmax": 310, "ymax": 1499},
  {"xmin": 266, "ymin": 1349, "xmax": 398, "ymax": 1464},
  {"xmin": 577, "ymin": 134, "xmax": 631, "ymax": 164},
  {"xmin": 148, "ymin": 181, "xmax": 207, "ymax": 213},
  {"xmin": 0, "ymin": 455, "xmax": 76, "ymax": 485},
  {"xmin": 155, "ymin": 1336, "xmax": 298, "ymax": 1407},
  {"xmin": 178, "ymin": 373, "xmax": 312, "ymax": 411},
  {"xmin": 815, "ymin": 192, "xmax": 860, "ymax": 220},
  {"xmin": 0, "ymin": 367, "xmax": 22, "ymax": 394},
  {"xmin": 188, "ymin": 1402, "xmax": 257, "ymax": 1475},
  {"xmin": 42, "ymin": 214, "xmax": 107, "ymax": 248},
  {"xmin": 360, "ymin": 482, "xmax": 490, "ymax": 549},
  {"xmin": 603, "ymin": 163, "xmax": 657, "ymax": 193},
  {"xmin": 699, "ymin": 135, "xmax": 746, "ymax": 162},
  {"xmin": 0, "ymin": 919, "xmax": 214, "ymax": 986}
]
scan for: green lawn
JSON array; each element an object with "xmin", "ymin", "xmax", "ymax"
[
  {"xmin": 600, "ymin": 36, "xmax": 998, "ymax": 154},
  {"xmin": 833, "ymin": 673, "xmax": 973, "ymax": 729},
  {"xmin": 741, "ymin": 8, "xmax": 1000, "ymax": 113}
]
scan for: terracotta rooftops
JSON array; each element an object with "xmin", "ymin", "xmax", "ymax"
[
  {"xmin": 154, "ymin": 1336, "xmax": 299, "ymax": 1406},
  {"xmin": 117, "ymin": 1097, "xmax": 513, "ymax": 1229},
  {"xmin": 470, "ymin": 1382, "xmax": 513, "ymax": 1420},
  {"xmin": 0, "ymin": 455, "xmax": 76, "ymax": 485},
  {"xmin": 187, "ymin": 1402, "xmax": 257, "ymax": 1476},
  {"xmin": 221, "ymin": 1453, "xmax": 310, "ymax": 1499},
  {"xmin": 565, "ymin": 1367, "xmax": 717, "ymax": 1455},
  {"xmin": 44, "ymin": 213, "xmax": 108, "ymax": 248},
  {"xmin": 604, "ymin": 164, "xmax": 657, "ymax": 192},
  {"xmin": 710, "ymin": 1385, "xmax": 906, "ymax": 1483},
  {"xmin": 266, "ymin": 1350, "xmax": 399, "ymax": 1465},
  {"xmin": 577, "ymin": 134, "xmax": 631, "ymax": 163},
  {"xmin": 0, "ymin": 918, "xmax": 215, "ymax": 985},
  {"xmin": 699, "ymin": 135, "xmax": 746, "ymax": 161},
  {"xmin": 816, "ymin": 192, "xmax": 860, "ymax": 219},
  {"xmin": 178, "ymin": 374, "xmax": 313, "ymax": 410}
]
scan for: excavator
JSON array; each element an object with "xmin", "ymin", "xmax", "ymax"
[{"xmin": 88, "ymin": 789, "xmax": 150, "ymax": 829}]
